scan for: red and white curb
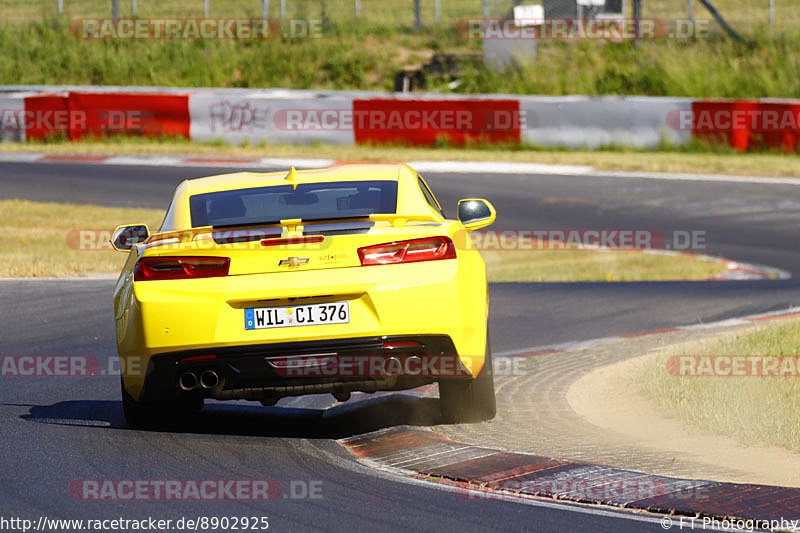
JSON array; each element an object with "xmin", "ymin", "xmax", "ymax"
[
  {"xmin": 640, "ymin": 249, "xmax": 790, "ymax": 281},
  {"xmin": 338, "ymin": 427, "xmax": 800, "ymax": 524},
  {"xmin": 1, "ymin": 151, "xmax": 799, "ymax": 185},
  {"xmin": 338, "ymin": 306, "xmax": 800, "ymax": 523},
  {"xmin": 711, "ymin": 260, "xmax": 790, "ymax": 281}
]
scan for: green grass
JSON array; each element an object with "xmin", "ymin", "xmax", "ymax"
[
  {"xmin": 0, "ymin": 198, "xmax": 727, "ymax": 280},
  {"xmin": 458, "ymin": 35, "xmax": 800, "ymax": 99},
  {"xmin": 0, "ymin": 199, "xmax": 164, "ymax": 277},
  {"xmin": 0, "ymin": 18, "xmax": 465, "ymax": 90},
  {"xmin": 2, "ymin": 16, "xmax": 800, "ymax": 98},
  {"xmin": 639, "ymin": 320, "xmax": 800, "ymax": 452}
]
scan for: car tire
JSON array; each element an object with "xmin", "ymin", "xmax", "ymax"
[
  {"xmin": 439, "ymin": 331, "xmax": 496, "ymax": 423},
  {"xmin": 120, "ymin": 377, "xmax": 203, "ymax": 430}
]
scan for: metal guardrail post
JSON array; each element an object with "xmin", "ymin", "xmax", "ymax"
[
  {"xmin": 112, "ymin": 0, "xmax": 119, "ymax": 20},
  {"xmin": 770, "ymin": 0, "xmax": 775, "ymax": 27},
  {"xmin": 414, "ymin": 0, "xmax": 421, "ymax": 31},
  {"xmin": 698, "ymin": 0, "xmax": 744, "ymax": 41}
]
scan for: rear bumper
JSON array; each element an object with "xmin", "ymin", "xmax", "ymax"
[
  {"xmin": 116, "ymin": 256, "xmax": 488, "ymax": 400},
  {"xmin": 138, "ymin": 335, "xmax": 465, "ymax": 403}
]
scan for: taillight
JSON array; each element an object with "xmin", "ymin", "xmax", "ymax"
[
  {"xmin": 358, "ymin": 237, "xmax": 456, "ymax": 266},
  {"xmin": 134, "ymin": 257, "xmax": 230, "ymax": 281}
]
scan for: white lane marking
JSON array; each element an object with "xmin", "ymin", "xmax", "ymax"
[
  {"xmin": 104, "ymin": 156, "xmax": 187, "ymax": 166},
  {"xmin": 261, "ymin": 157, "xmax": 336, "ymax": 168},
  {"xmin": 743, "ymin": 305, "xmax": 800, "ymax": 319},
  {"xmin": 679, "ymin": 319, "xmax": 749, "ymax": 330},
  {"xmin": 409, "ymin": 160, "xmax": 595, "ymax": 175},
  {"xmin": 0, "ymin": 152, "xmax": 45, "ymax": 162},
  {"xmin": 598, "ymin": 169, "xmax": 800, "ymax": 186}
]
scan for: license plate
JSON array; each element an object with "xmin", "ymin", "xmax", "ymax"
[{"xmin": 245, "ymin": 301, "xmax": 350, "ymax": 330}]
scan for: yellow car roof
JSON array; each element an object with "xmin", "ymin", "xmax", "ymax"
[
  {"xmin": 160, "ymin": 163, "xmax": 444, "ymax": 232},
  {"xmin": 181, "ymin": 163, "xmax": 413, "ymax": 197}
]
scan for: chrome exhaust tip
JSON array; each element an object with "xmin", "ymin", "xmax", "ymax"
[
  {"xmin": 200, "ymin": 370, "xmax": 220, "ymax": 389},
  {"xmin": 178, "ymin": 372, "xmax": 199, "ymax": 391}
]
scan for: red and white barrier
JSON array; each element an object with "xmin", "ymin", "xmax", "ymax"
[
  {"xmin": 519, "ymin": 95, "xmax": 692, "ymax": 148},
  {"xmin": 352, "ymin": 97, "xmax": 521, "ymax": 146},
  {"xmin": 690, "ymin": 99, "xmax": 800, "ymax": 153},
  {"xmin": 1, "ymin": 86, "xmax": 799, "ymax": 152},
  {"xmin": 21, "ymin": 91, "xmax": 190, "ymax": 140}
]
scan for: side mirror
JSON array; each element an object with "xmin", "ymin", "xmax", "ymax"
[
  {"xmin": 110, "ymin": 224, "xmax": 150, "ymax": 252},
  {"xmin": 457, "ymin": 199, "xmax": 496, "ymax": 230}
]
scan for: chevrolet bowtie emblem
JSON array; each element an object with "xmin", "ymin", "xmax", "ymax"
[{"xmin": 279, "ymin": 256, "xmax": 310, "ymax": 268}]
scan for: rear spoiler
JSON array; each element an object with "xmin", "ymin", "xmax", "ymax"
[{"xmin": 147, "ymin": 214, "xmax": 443, "ymax": 244}]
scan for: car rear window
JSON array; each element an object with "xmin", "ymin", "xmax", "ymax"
[{"xmin": 189, "ymin": 180, "xmax": 398, "ymax": 228}]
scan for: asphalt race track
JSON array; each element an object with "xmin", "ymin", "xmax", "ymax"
[{"xmin": 2, "ymin": 161, "xmax": 800, "ymax": 531}]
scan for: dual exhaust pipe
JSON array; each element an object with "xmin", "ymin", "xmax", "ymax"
[
  {"xmin": 179, "ymin": 355, "xmax": 423, "ymax": 394},
  {"xmin": 179, "ymin": 370, "xmax": 220, "ymax": 391}
]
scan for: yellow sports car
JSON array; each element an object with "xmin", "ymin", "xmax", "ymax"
[{"xmin": 111, "ymin": 164, "xmax": 496, "ymax": 428}]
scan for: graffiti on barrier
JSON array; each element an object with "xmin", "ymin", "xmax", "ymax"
[{"xmin": 209, "ymin": 100, "xmax": 269, "ymax": 133}]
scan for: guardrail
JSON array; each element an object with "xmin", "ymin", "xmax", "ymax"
[{"xmin": 1, "ymin": 86, "xmax": 798, "ymax": 152}]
